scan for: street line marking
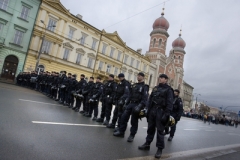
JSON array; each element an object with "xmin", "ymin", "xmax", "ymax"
[
  {"xmin": 32, "ymin": 121, "xmax": 105, "ymax": 127},
  {"xmin": 199, "ymin": 126, "xmax": 212, "ymax": 128},
  {"xmin": 205, "ymin": 130, "xmax": 215, "ymax": 131},
  {"xmin": 143, "ymin": 127, "xmax": 147, "ymax": 129},
  {"xmin": 184, "ymin": 129, "xmax": 200, "ymax": 131},
  {"xmin": 19, "ymin": 99, "xmax": 61, "ymax": 106}
]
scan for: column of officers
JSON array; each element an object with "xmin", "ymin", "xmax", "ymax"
[{"xmin": 16, "ymin": 71, "xmax": 183, "ymax": 159}]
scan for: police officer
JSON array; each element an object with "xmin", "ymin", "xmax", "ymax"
[
  {"xmin": 82, "ymin": 77, "xmax": 95, "ymax": 116},
  {"xmin": 107, "ymin": 73, "xmax": 130, "ymax": 131},
  {"xmin": 86, "ymin": 77, "xmax": 103, "ymax": 120},
  {"xmin": 51, "ymin": 72, "xmax": 59, "ymax": 100},
  {"xmin": 114, "ymin": 72, "xmax": 149, "ymax": 142},
  {"xmin": 138, "ymin": 74, "xmax": 173, "ymax": 159},
  {"xmin": 68, "ymin": 74, "xmax": 78, "ymax": 108},
  {"xmin": 165, "ymin": 89, "xmax": 183, "ymax": 141},
  {"xmin": 59, "ymin": 71, "xmax": 67, "ymax": 104},
  {"xmin": 96, "ymin": 74, "xmax": 116, "ymax": 125},
  {"xmin": 64, "ymin": 73, "xmax": 72, "ymax": 106},
  {"xmin": 72, "ymin": 74, "xmax": 87, "ymax": 112}
]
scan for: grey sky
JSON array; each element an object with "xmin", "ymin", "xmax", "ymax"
[{"xmin": 61, "ymin": 0, "xmax": 240, "ymax": 111}]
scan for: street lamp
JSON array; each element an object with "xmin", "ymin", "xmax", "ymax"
[
  {"xmin": 194, "ymin": 93, "xmax": 201, "ymax": 106},
  {"xmin": 35, "ymin": 20, "xmax": 56, "ymax": 73}
]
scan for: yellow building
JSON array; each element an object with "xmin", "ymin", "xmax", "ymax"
[{"xmin": 24, "ymin": 0, "xmax": 151, "ymax": 82}]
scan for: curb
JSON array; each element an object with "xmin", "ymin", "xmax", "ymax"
[{"xmin": 119, "ymin": 144, "xmax": 240, "ymax": 160}]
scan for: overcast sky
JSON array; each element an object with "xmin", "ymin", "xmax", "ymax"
[{"xmin": 61, "ymin": 0, "xmax": 240, "ymax": 111}]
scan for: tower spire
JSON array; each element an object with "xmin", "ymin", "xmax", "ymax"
[
  {"xmin": 161, "ymin": 2, "xmax": 165, "ymax": 16},
  {"xmin": 179, "ymin": 25, "xmax": 182, "ymax": 36}
]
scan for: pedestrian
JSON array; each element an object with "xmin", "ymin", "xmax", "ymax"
[
  {"xmin": 164, "ymin": 89, "xmax": 183, "ymax": 141},
  {"xmin": 138, "ymin": 74, "xmax": 173, "ymax": 159},
  {"xmin": 114, "ymin": 72, "xmax": 149, "ymax": 142}
]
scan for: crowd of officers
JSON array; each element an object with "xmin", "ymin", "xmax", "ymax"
[{"xmin": 16, "ymin": 70, "xmax": 183, "ymax": 159}]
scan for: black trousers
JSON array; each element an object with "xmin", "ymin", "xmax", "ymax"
[
  {"xmin": 100, "ymin": 97, "xmax": 113, "ymax": 121},
  {"xmin": 75, "ymin": 98, "xmax": 83, "ymax": 109},
  {"xmin": 89, "ymin": 102, "xmax": 99, "ymax": 117},
  {"xmin": 146, "ymin": 107, "xmax": 165, "ymax": 149},
  {"xmin": 165, "ymin": 121, "xmax": 178, "ymax": 137},
  {"xmin": 119, "ymin": 103, "xmax": 139, "ymax": 135},
  {"xmin": 111, "ymin": 100, "xmax": 123, "ymax": 127}
]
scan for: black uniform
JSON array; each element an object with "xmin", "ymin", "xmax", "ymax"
[
  {"xmin": 165, "ymin": 96, "xmax": 183, "ymax": 138},
  {"xmin": 107, "ymin": 79, "xmax": 130, "ymax": 128},
  {"xmin": 117, "ymin": 82, "xmax": 149, "ymax": 136},
  {"xmin": 16, "ymin": 73, "xmax": 23, "ymax": 85},
  {"xmin": 82, "ymin": 81, "xmax": 95, "ymax": 115},
  {"xmin": 59, "ymin": 74, "xmax": 68, "ymax": 103},
  {"xmin": 51, "ymin": 75, "xmax": 59, "ymax": 99},
  {"xmin": 68, "ymin": 77, "xmax": 78, "ymax": 107},
  {"xmin": 97, "ymin": 80, "xmax": 117, "ymax": 123},
  {"xmin": 74, "ymin": 78, "xmax": 87, "ymax": 112},
  {"xmin": 145, "ymin": 83, "xmax": 173, "ymax": 149},
  {"xmin": 88, "ymin": 82, "xmax": 103, "ymax": 118}
]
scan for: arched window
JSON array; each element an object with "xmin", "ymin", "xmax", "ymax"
[
  {"xmin": 174, "ymin": 56, "xmax": 176, "ymax": 59},
  {"xmin": 37, "ymin": 65, "xmax": 45, "ymax": 72},
  {"xmin": 153, "ymin": 39, "xmax": 156, "ymax": 47},
  {"xmin": 179, "ymin": 56, "xmax": 181, "ymax": 59},
  {"xmin": 158, "ymin": 39, "xmax": 162, "ymax": 48}
]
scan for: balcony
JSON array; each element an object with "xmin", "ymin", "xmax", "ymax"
[{"xmin": 0, "ymin": 37, "xmax": 5, "ymax": 48}]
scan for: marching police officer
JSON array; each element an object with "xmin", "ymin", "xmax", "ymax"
[
  {"xmin": 114, "ymin": 72, "xmax": 149, "ymax": 142},
  {"xmin": 138, "ymin": 74, "xmax": 173, "ymax": 159},
  {"xmin": 96, "ymin": 74, "xmax": 116, "ymax": 125},
  {"xmin": 86, "ymin": 77, "xmax": 103, "ymax": 120},
  {"xmin": 107, "ymin": 73, "xmax": 130, "ymax": 131},
  {"xmin": 165, "ymin": 89, "xmax": 183, "ymax": 141},
  {"xmin": 82, "ymin": 77, "xmax": 95, "ymax": 116},
  {"xmin": 73, "ymin": 74, "xmax": 87, "ymax": 112}
]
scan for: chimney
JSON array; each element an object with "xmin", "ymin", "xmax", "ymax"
[
  {"xmin": 76, "ymin": 14, "xmax": 82, "ymax": 20},
  {"xmin": 137, "ymin": 48, "xmax": 142, "ymax": 54}
]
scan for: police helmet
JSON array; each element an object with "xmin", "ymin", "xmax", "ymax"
[
  {"xmin": 139, "ymin": 108, "xmax": 147, "ymax": 119},
  {"xmin": 165, "ymin": 116, "xmax": 175, "ymax": 127}
]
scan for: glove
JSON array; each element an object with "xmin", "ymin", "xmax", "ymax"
[
  {"xmin": 89, "ymin": 99, "xmax": 94, "ymax": 103},
  {"xmin": 134, "ymin": 104, "xmax": 143, "ymax": 115},
  {"xmin": 161, "ymin": 112, "xmax": 170, "ymax": 125},
  {"xmin": 92, "ymin": 95, "xmax": 97, "ymax": 99}
]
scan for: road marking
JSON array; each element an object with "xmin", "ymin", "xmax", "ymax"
[
  {"xmin": 184, "ymin": 129, "xmax": 200, "ymax": 131},
  {"xmin": 143, "ymin": 127, "xmax": 147, "ymax": 129},
  {"xmin": 19, "ymin": 99, "xmax": 61, "ymax": 106},
  {"xmin": 199, "ymin": 126, "xmax": 212, "ymax": 128},
  {"xmin": 32, "ymin": 121, "xmax": 105, "ymax": 127},
  {"xmin": 205, "ymin": 130, "xmax": 215, "ymax": 131}
]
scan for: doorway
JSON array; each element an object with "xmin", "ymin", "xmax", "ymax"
[{"xmin": 1, "ymin": 55, "xmax": 19, "ymax": 81}]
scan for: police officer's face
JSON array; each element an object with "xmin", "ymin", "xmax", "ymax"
[
  {"xmin": 89, "ymin": 78, "xmax": 94, "ymax": 82},
  {"xmin": 159, "ymin": 77, "xmax": 167, "ymax": 84},
  {"xmin": 118, "ymin": 77, "xmax": 124, "ymax": 81},
  {"xmin": 108, "ymin": 77, "xmax": 113, "ymax": 81},
  {"xmin": 137, "ymin": 75, "xmax": 144, "ymax": 82},
  {"xmin": 96, "ymin": 79, "xmax": 100, "ymax": 83},
  {"xmin": 174, "ymin": 91, "xmax": 179, "ymax": 96},
  {"xmin": 81, "ymin": 76, "xmax": 84, "ymax": 79}
]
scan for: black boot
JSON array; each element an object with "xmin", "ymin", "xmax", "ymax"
[
  {"xmin": 79, "ymin": 110, "xmax": 84, "ymax": 114},
  {"xmin": 92, "ymin": 117, "xmax": 97, "ymax": 121},
  {"xmin": 113, "ymin": 131, "xmax": 124, "ymax": 137},
  {"xmin": 168, "ymin": 136, "xmax": 173, "ymax": 141},
  {"xmin": 155, "ymin": 148, "xmax": 162, "ymax": 159},
  {"xmin": 127, "ymin": 134, "xmax": 135, "ymax": 142},
  {"xmin": 72, "ymin": 107, "xmax": 77, "ymax": 110},
  {"xmin": 138, "ymin": 142, "xmax": 150, "ymax": 150},
  {"xmin": 113, "ymin": 127, "xmax": 119, "ymax": 133},
  {"xmin": 96, "ymin": 118, "xmax": 104, "ymax": 123},
  {"xmin": 103, "ymin": 120, "xmax": 109, "ymax": 126},
  {"xmin": 106, "ymin": 123, "xmax": 115, "ymax": 128}
]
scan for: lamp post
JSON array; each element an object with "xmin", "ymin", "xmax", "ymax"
[{"xmin": 35, "ymin": 20, "xmax": 56, "ymax": 72}]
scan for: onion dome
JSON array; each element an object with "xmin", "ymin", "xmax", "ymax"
[
  {"xmin": 152, "ymin": 8, "xmax": 169, "ymax": 31},
  {"xmin": 172, "ymin": 30, "xmax": 186, "ymax": 49}
]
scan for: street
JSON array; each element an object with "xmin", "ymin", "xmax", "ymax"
[{"xmin": 1, "ymin": 83, "xmax": 240, "ymax": 160}]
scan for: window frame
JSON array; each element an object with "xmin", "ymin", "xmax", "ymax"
[
  {"xmin": 80, "ymin": 32, "xmax": 88, "ymax": 45},
  {"xmin": 0, "ymin": 0, "xmax": 9, "ymax": 11},
  {"xmin": 124, "ymin": 55, "xmax": 128, "ymax": 64},
  {"xmin": 114, "ymin": 67, "xmax": 118, "ymax": 75},
  {"xmin": 130, "ymin": 57, "xmax": 134, "ymax": 66},
  {"xmin": 98, "ymin": 61, "xmax": 103, "ymax": 70},
  {"xmin": 136, "ymin": 60, "xmax": 139, "ymax": 69},
  {"xmin": 106, "ymin": 64, "xmax": 111, "ymax": 73},
  {"xmin": 117, "ymin": 51, "xmax": 122, "ymax": 61},
  {"xmin": 20, "ymin": 5, "xmax": 30, "ymax": 20},
  {"xmin": 13, "ymin": 30, "xmax": 24, "ymax": 45},
  {"xmin": 63, "ymin": 48, "xmax": 70, "ymax": 60},
  {"xmin": 76, "ymin": 53, "xmax": 82, "ymax": 64},
  {"xmin": 110, "ymin": 47, "xmax": 115, "ymax": 58},
  {"xmin": 68, "ymin": 28, "xmax": 75, "ymax": 40},
  {"xmin": 91, "ymin": 38, "xmax": 97, "ymax": 50},
  {"xmin": 87, "ymin": 57, "xmax": 93, "ymax": 68},
  {"xmin": 102, "ymin": 43, "xmax": 107, "ymax": 54},
  {"xmin": 158, "ymin": 39, "xmax": 162, "ymax": 48},
  {"xmin": 41, "ymin": 39, "xmax": 52, "ymax": 54},
  {"xmin": 47, "ymin": 18, "xmax": 57, "ymax": 32}
]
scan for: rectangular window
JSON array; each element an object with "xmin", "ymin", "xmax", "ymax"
[
  {"xmin": 136, "ymin": 60, "xmax": 139, "ymax": 69},
  {"xmin": 63, "ymin": 48, "xmax": 70, "ymax": 60},
  {"xmin": 106, "ymin": 64, "xmax": 111, "ymax": 73},
  {"xmin": 92, "ymin": 39, "xmax": 97, "ymax": 50},
  {"xmin": 117, "ymin": 51, "xmax": 122, "ymax": 61},
  {"xmin": 80, "ymin": 33, "xmax": 87, "ymax": 45},
  {"xmin": 41, "ymin": 40, "xmax": 52, "ymax": 54},
  {"xmin": 124, "ymin": 55, "xmax": 128, "ymax": 64},
  {"xmin": 102, "ymin": 43, "xmax": 107, "ymax": 54},
  {"xmin": 68, "ymin": 28, "xmax": 74, "ymax": 40},
  {"xmin": 47, "ymin": 18, "xmax": 57, "ymax": 32},
  {"xmin": 13, "ymin": 30, "xmax": 24, "ymax": 45},
  {"xmin": 76, "ymin": 53, "xmax": 82, "ymax": 64},
  {"xmin": 144, "ymin": 64, "xmax": 147, "ymax": 72},
  {"xmin": 110, "ymin": 47, "xmax": 115, "ymax": 58},
  {"xmin": 114, "ymin": 67, "xmax": 118, "ymax": 75},
  {"xmin": 128, "ymin": 73, "xmax": 132, "ymax": 81},
  {"xmin": 98, "ymin": 61, "xmax": 103, "ymax": 70},
  {"xmin": 0, "ymin": 0, "xmax": 9, "ymax": 10},
  {"xmin": 131, "ymin": 57, "xmax": 134, "ymax": 66},
  {"xmin": 87, "ymin": 57, "xmax": 93, "ymax": 68},
  {"xmin": 20, "ymin": 6, "xmax": 30, "ymax": 20}
]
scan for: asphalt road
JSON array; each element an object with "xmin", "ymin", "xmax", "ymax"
[{"xmin": 1, "ymin": 83, "xmax": 240, "ymax": 160}]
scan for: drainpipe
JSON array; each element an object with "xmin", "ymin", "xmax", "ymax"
[
  {"xmin": 23, "ymin": 1, "xmax": 42, "ymax": 72},
  {"xmin": 92, "ymin": 31, "xmax": 102, "ymax": 77}
]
